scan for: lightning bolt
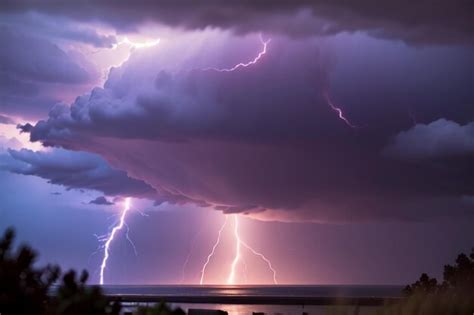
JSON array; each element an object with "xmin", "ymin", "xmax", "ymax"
[
  {"xmin": 199, "ymin": 214, "xmax": 278, "ymax": 285},
  {"xmin": 112, "ymin": 37, "xmax": 161, "ymax": 50},
  {"xmin": 227, "ymin": 215, "xmax": 242, "ymax": 284},
  {"xmin": 240, "ymin": 239, "xmax": 278, "ymax": 285},
  {"xmin": 228, "ymin": 215, "xmax": 278, "ymax": 285},
  {"xmin": 180, "ymin": 227, "xmax": 204, "ymax": 284},
  {"xmin": 99, "ymin": 197, "xmax": 132, "ymax": 285},
  {"xmin": 202, "ymin": 35, "xmax": 270, "ymax": 72},
  {"xmin": 201, "ymin": 35, "xmax": 354, "ymax": 130},
  {"xmin": 200, "ymin": 216, "xmax": 228, "ymax": 285},
  {"xmin": 323, "ymin": 92, "xmax": 357, "ymax": 128}
]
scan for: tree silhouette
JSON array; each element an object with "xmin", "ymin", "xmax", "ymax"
[
  {"xmin": 0, "ymin": 227, "xmax": 120, "ymax": 315},
  {"xmin": 134, "ymin": 301, "xmax": 186, "ymax": 315},
  {"xmin": 382, "ymin": 248, "xmax": 474, "ymax": 315},
  {"xmin": 52, "ymin": 270, "xmax": 121, "ymax": 315},
  {"xmin": 0, "ymin": 227, "xmax": 60, "ymax": 315}
]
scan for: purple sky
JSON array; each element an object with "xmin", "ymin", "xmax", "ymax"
[{"xmin": 0, "ymin": 1, "xmax": 473, "ymax": 285}]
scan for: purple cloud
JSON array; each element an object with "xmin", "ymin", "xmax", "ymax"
[
  {"xmin": 89, "ymin": 196, "xmax": 114, "ymax": 205},
  {"xmin": 384, "ymin": 119, "xmax": 474, "ymax": 159},
  {"xmin": 1, "ymin": 1, "xmax": 471, "ymax": 45},
  {"xmin": 0, "ymin": 26, "xmax": 92, "ymax": 84},
  {"xmin": 23, "ymin": 36, "xmax": 473, "ymax": 222},
  {"xmin": 0, "ymin": 148, "xmax": 156, "ymax": 198},
  {"xmin": 0, "ymin": 114, "xmax": 15, "ymax": 125},
  {"xmin": 0, "ymin": 26, "xmax": 99, "ymax": 118}
]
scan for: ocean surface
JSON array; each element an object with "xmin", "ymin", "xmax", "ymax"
[
  {"xmin": 102, "ymin": 285, "xmax": 403, "ymax": 298},
  {"xmin": 102, "ymin": 285, "xmax": 404, "ymax": 315}
]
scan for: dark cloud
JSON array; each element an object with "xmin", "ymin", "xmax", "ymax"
[
  {"xmin": 89, "ymin": 196, "xmax": 114, "ymax": 205},
  {"xmin": 0, "ymin": 26, "xmax": 99, "ymax": 119},
  {"xmin": 0, "ymin": 0, "xmax": 472, "ymax": 45},
  {"xmin": 18, "ymin": 123, "xmax": 33, "ymax": 134},
  {"xmin": 0, "ymin": 12, "xmax": 117, "ymax": 48},
  {"xmin": 0, "ymin": 26, "xmax": 92, "ymax": 84},
  {"xmin": 0, "ymin": 148, "xmax": 156, "ymax": 197},
  {"xmin": 24, "ymin": 36, "xmax": 474, "ymax": 222},
  {"xmin": 54, "ymin": 27, "xmax": 116, "ymax": 48},
  {"xmin": 384, "ymin": 119, "xmax": 474, "ymax": 159},
  {"xmin": 0, "ymin": 114, "xmax": 15, "ymax": 125}
]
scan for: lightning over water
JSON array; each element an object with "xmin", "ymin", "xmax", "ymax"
[
  {"xmin": 200, "ymin": 214, "xmax": 278, "ymax": 285},
  {"xmin": 99, "ymin": 197, "xmax": 132, "ymax": 285},
  {"xmin": 200, "ymin": 216, "xmax": 228, "ymax": 285},
  {"xmin": 227, "ymin": 214, "xmax": 242, "ymax": 285},
  {"xmin": 240, "ymin": 238, "xmax": 278, "ymax": 284}
]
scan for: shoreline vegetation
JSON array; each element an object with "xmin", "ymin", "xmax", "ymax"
[{"xmin": 1, "ymin": 227, "xmax": 473, "ymax": 315}]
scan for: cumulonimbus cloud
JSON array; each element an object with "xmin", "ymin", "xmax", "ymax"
[{"xmin": 20, "ymin": 35, "xmax": 473, "ymax": 222}]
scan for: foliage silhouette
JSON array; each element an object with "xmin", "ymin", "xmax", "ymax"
[
  {"xmin": 51, "ymin": 270, "xmax": 121, "ymax": 315},
  {"xmin": 134, "ymin": 301, "xmax": 186, "ymax": 315},
  {"xmin": 0, "ymin": 227, "xmax": 60, "ymax": 314},
  {"xmin": 0, "ymin": 227, "xmax": 120, "ymax": 315},
  {"xmin": 380, "ymin": 248, "xmax": 474, "ymax": 315}
]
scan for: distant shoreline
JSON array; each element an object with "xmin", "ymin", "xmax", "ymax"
[
  {"xmin": 93, "ymin": 285, "xmax": 405, "ymax": 306},
  {"xmin": 106, "ymin": 294, "xmax": 402, "ymax": 306}
]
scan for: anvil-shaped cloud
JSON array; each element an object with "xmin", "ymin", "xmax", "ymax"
[{"xmin": 16, "ymin": 34, "xmax": 472, "ymax": 222}]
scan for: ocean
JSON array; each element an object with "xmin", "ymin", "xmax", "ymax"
[{"xmin": 102, "ymin": 285, "xmax": 404, "ymax": 315}]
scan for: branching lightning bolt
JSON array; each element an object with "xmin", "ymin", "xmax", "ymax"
[
  {"xmin": 200, "ymin": 216, "xmax": 228, "ymax": 285},
  {"xmin": 323, "ymin": 92, "xmax": 357, "ymax": 128},
  {"xmin": 99, "ymin": 197, "xmax": 132, "ymax": 285},
  {"xmin": 202, "ymin": 35, "xmax": 270, "ymax": 72},
  {"xmin": 200, "ymin": 214, "xmax": 278, "ymax": 285},
  {"xmin": 240, "ymin": 239, "xmax": 278, "ymax": 285},
  {"xmin": 124, "ymin": 222, "xmax": 138, "ymax": 257},
  {"xmin": 228, "ymin": 215, "xmax": 278, "ymax": 285}
]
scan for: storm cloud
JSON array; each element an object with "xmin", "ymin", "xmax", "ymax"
[
  {"xmin": 0, "ymin": 148, "xmax": 156, "ymax": 197},
  {"xmin": 385, "ymin": 119, "xmax": 474, "ymax": 159},
  {"xmin": 89, "ymin": 196, "xmax": 114, "ymax": 205},
  {"xmin": 23, "ymin": 35, "xmax": 473, "ymax": 222},
  {"xmin": 1, "ymin": 0, "xmax": 472, "ymax": 45},
  {"xmin": 0, "ymin": 115, "xmax": 15, "ymax": 125},
  {"xmin": 0, "ymin": 26, "xmax": 99, "ymax": 118}
]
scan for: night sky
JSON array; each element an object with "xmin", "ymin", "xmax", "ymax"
[{"xmin": 0, "ymin": 1, "xmax": 473, "ymax": 285}]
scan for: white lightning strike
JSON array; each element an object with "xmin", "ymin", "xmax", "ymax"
[
  {"xmin": 99, "ymin": 197, "xmax": 132, "ymax": 285},
  {"xmin": 240, "ymin": 239, "xmax": 278, "ymax": 285},
  {"xmin": 323, "ymin": 92, "xmax": 357, "ymax": 128},
  {"xmin": 113, "ymin": 37, "xmax": 161, "ymax": 50},
  {"xmin": 227, "ymin": 215, "xmax": 242, "ymax": 284},
  {"xmin": 202, "ymin": 35, "xmax": 271, "ymax": 72},
  {"xmin": 200, "ymin": 214, "xmax": 278, "ymax": 285},
  {"xmin": 199, "ymin": 216, "xmax": 228, "ymax": 285},
  {"xmin": 228, "ymin": 215, "xmax": 278, "ymax": 285}
]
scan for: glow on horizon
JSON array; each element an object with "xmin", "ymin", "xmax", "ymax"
[{"xmin": 99, "ymin": 197, "xmax": 131, "ymax": 285}]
